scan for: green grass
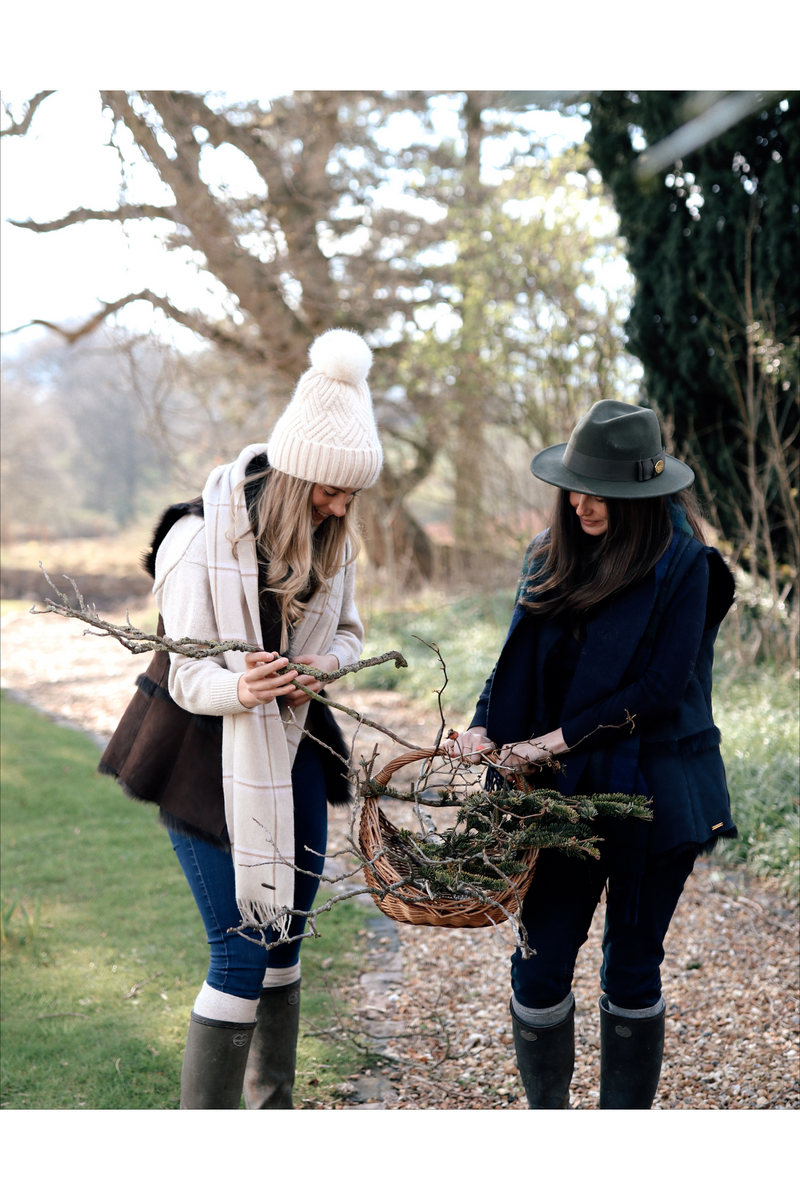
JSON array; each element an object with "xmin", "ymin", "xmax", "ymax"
[
  {"xmin": 711, "ymin": 666, "xmax": 799, "ymax": 896},
  {"xmin": 352, "ymin": 586, "xmax": 518, "ymax": 715},
  {"xmin": 354, "ymin": 589, "xmax": 799, "ymax": 893},
  {"xmin": 0, "ymin": 692, "xmax": 374, "ymax": 1109}
]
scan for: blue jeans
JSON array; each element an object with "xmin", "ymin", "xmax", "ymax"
[
  {"xmin": 511, "ymin": 838, "xmax": 697, "ymax": 1012},
  {"xmin": 169, "ymin": 735, "xmax": 328, "ymax": 1000}
]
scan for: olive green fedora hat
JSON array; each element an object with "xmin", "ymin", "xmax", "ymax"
[{"xmin": 530, "ymin": 400, "xmax": 694, "ymax": 498}]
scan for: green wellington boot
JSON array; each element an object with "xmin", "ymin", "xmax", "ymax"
[
  {"xmin": 599, "ymin": 995, "xmax": 665, "ymax": 1109},
  {"xmin": 510, "ymin": 996, "xmax": 575, "ymax": 1109},
  {"xmin": 179, "ymin": 1012, "xmax": 257, "ymax": 1109},
  {"xmin": 243, "ymin": 981, "xmax": 301, "ymax": 1110}
]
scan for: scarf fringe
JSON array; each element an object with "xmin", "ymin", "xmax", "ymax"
[{"xmin": 236, "ymin": 899, "xmax": 292, "ymax": 938}]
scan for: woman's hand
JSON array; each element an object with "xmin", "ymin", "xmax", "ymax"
[
  {"xmin": 444, "ymin": 726, "xmax": 497, "ymax": 764},
  {"xmin": 237, "ymin": 651, "xmax": 298, "ymax": 709},
  {"xmin": 283, "ymin": 653, "xmax": 340, "ymax": 709},
  {"xmin": 497, "ymin": 728, "xmax": 568, "ymax": 773}
]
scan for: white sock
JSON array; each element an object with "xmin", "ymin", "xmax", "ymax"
[
  {"xmin": 193, "ymin": 980, "xmax": 259, "ymax": 1024},
  {"xmin": 512, "ymin": 991, "xmax": 574, "ymax": 1028},
  {"xmin": 606, "ymin": 996, "xmax": 666, "ymax": 1019},
  {"xmin": 262, "ymin": 963, "xmax": 301, "ymax": 989}
]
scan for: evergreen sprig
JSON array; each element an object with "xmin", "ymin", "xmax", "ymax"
[{"xmin": 384, "ymin": 783, "xmax": 652, "ymax": 897}]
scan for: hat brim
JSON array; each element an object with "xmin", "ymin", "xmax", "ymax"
[{"xmin": 530, "ymin": 443, "xmax": 695, "ymax": 499}]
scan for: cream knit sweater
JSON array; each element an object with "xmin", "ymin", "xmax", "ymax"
[{"xmin": 153, "ymin": 514, "xmax": 364, "ymax": 716}]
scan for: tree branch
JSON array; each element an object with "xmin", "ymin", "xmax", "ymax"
[
  {"xmin": 30, "ymin": 565, "xmax": 423, "ymax": 751},
  {"xmin": 1, "ymin": 92, "xmax": 55, "ymax": 138},
  {"xmin": 3, "ymin": 290, "xmax": 265, "ymax": 359},
  {"xmin": 8, "ymin": 204, "xmax": 177, "ymax": 234},
  {"xmin": 31, "ymin": 563, "xmax": 407, "ymax": 670},
  {"xmin": 99, "ymin": 90, "xmax": 310, "ymax": 370}
]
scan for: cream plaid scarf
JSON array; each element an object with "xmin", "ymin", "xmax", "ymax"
[{"xmin": 202, "ymin": 444, "xmax": 345, "ymax": 930}]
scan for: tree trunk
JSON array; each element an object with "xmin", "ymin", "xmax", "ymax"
[{"xmin": 359, "ymin": 469, "xmax": 434, "ymax": 589}]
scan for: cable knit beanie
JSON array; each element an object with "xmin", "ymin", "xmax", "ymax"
[{"xmin": 267, "ymin": 329, "xmax": 383, "ymax": 490}]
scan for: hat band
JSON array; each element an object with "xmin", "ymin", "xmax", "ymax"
[{"xmin": 562, "ymin": 444, "xmax": 667, "ymax": 483}]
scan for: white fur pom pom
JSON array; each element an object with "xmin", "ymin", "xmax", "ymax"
[{"xmin": 309, "ymin": 328, "xmax": 372, "ymax": 384}]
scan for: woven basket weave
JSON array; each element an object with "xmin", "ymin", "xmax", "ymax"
[{"xmin": 358, "ymin": 748, "xmax": 539, "ymax": 929}]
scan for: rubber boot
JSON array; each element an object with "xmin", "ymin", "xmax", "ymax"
[
  {"xmin": 179, "ymin": 1012, "xmax": 256, "ymax": 1109},
  {"xmin": 243, "ymin": 981, "xmax": 301, "ymax": 1110},
  {"xmin": 510, "ymin": 996, "xmax": 575, "ymax": 1109},
  {"xmin": 599, "ymin": 994, "xmax": 665, "ymax": 1109}
]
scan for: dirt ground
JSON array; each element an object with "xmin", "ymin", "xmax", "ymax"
[{"xmin": 2, "ymin": 602, "xmax": 798, "ymax": 1110}]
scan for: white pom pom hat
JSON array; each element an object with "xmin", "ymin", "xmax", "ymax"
[{"xmin": 267, "ymin": 329, "xmax": 383, "ymax": 490}]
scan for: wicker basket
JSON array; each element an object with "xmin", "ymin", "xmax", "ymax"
[{"xmin": 358, "ymin": 748, "xmax": 539, "ymax": 929}]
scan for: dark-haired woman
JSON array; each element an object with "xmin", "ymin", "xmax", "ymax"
[{"xmin": 450, "ymin": 400, "xmax": 736, "ymax": 1109}]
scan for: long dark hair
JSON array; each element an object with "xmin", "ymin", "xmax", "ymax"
[{"xmin": 521, "ymin": 488, "xmax": 706, "ymax": 618}]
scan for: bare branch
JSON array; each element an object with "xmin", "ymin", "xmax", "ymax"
[
  {"xmin": 290, "ymin": 689, "xmax": 425, "ymax": 752},
  {"xmin": 100, "ymin": 90, "xmax": 310, "ymax": 370},
  {"xmin": 1, "ymin": 92, "xmax": 55, "ymax": 138},
  {"xmin": 8, "ymin": 204, "xmax": 177, "ymax": 234},
  {"xmin": 31, "ymin": 565, "xmax": 423, "ymax": 751},
  {"xmin": 411, "ymin": 634, "xmax": 449, "ymax": 836},
  {"xmin": 32, "ymin": 563, "xmax": 405, "ymax": 666},
  {"xmin": 3, "ymin": 290, "xmax": 266, "ymax": 360}
]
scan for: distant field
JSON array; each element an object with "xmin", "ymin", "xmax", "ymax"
[{"xmin": 1, "ymin": 525, "xmax": 157, "ymax": 578}]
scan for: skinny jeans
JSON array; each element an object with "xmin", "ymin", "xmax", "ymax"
[
  {"xmin": 511, "ymin": 830, "xmax": 697, "ymax": 1013},
  {"xmin": 169, "ymin": 734, "xmax": 328, "ymax": 1000}
]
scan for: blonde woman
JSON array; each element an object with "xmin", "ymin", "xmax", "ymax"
[{"xmin": 100, "ymin": 330, "xmax": 382, "ymax": 1109}]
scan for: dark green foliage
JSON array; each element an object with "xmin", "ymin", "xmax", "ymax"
[
  {"xmin": 386, "ymin": 784, "xmax": 651, "ymax": 896},
  {"xmin": 586, "ymin": 92, "xmax": 799, "ymax": 558}
]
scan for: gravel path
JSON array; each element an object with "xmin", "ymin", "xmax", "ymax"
[{"xmin": 3, "ymin": 604, "xmax": 798, "ymax": 1110}]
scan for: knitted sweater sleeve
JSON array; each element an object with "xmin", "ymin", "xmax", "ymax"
[
  {"xmin": 153, "ymin": 516, "xmax": 251, "ymax": 717},
  {"xmin": 327, "ymin": 557, "xmax": 364, "ymax": 668}
]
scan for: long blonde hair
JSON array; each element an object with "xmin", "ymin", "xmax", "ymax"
[{"xmin": 231, "ymin": 463, "xmax": 360, "ymax": 648}]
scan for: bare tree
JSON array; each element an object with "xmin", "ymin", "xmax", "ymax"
[
  {"xmin": 5, "ymin": 91, "xmax": 636, "ymax": 580},
  {"xmin": 694, "ymin": 197, "xmax": 799, "ymax": 663}
]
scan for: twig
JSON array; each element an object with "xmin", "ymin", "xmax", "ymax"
[
  {"xmin": 122, "ymin": 969, "xmax": 164, "ymax": 999},
  {"xmin": 411, "ymin": 635, "xmax": 449, "ymax": 837},
  {"xmin": 37, "ymin": 1012, "xmax": 89, "ymax": 1020},
  {"xmin": 32, "ymin": 564, "xmax": 423, "ymax": 750},
  {"xmin": 283, "ymin": 706, "xmax": 352, "ymax": 768},
  {"xmin": 31, "ymin": 563, "xmax": 654, "ymax": 964},
  {"xmin": 288, "ymin": 684, "xmax": 425, "ymax": 752},
  {"xmin": 31, "ymin": 566, "xmax": 408, "ymax": 679},
  {"xmin": 302, "ymin": 981, "xmax": 453, "ymax": 1069}
]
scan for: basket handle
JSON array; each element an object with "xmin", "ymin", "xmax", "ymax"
[
  {"xmin": 371, "ymin": 747, "xmax": 447, "ymax": 789},
  {"xmin": 368, "ymin": 745, "xmax": 539, "ymax": 796}
]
